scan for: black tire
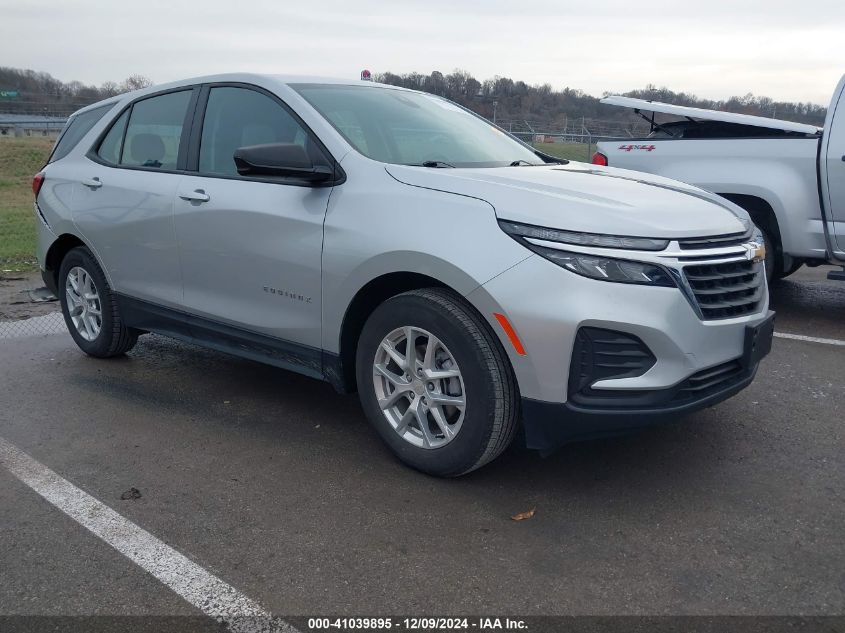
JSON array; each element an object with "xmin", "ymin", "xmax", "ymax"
[
  {"xmin": 775, "ymin": 259, "xmax": 803, "ymax": 280},
  {"xmin": 58, "ymin": 246, "xmax": 139, "ymax": 357},
  {"xmin": 760, "ymin": 228, "xmax": 778, "ymax": 284},
  {"xmin": 355, "ymin": 288, "xmax": 520, "ymax": 477}
]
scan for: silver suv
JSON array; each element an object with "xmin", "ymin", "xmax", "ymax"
[{"xmin": 34, "ymin": 74, "xmax": 774, "ymax": 476}]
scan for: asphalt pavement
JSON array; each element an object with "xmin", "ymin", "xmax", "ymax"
[{"xmin": 0, "ymin": 265, "xmax": 842, "ymax": 626}]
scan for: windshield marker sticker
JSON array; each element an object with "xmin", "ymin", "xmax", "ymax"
[{"xmin": 618, "ymin": 144, "xmax": 656, "ymax": 152}]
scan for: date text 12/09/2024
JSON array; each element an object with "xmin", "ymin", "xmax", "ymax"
[{"xmin": 307, "ymin": 618, "xmax": 528, "ymax": 630}]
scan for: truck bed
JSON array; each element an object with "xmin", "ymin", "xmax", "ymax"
[{"xmin": 596, "ymin": 136, "xmax": 826, "ymax": 262}]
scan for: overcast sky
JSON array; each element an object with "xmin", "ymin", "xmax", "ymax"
[{"xmin": 1, "ymin": 0, "xmax": 842, "ymax": 105}]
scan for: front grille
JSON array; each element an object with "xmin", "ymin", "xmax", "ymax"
[
  {"xmin": 684, "ymin": 259, "xmax": 764, "ymax": 320},
  {"xmin": 678, "ymin": 231, "xmax": 751, "ymax": 250}
]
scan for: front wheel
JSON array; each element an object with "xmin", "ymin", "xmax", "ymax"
[
  {"xmin": 775, "ymin": 258, "xmax": 803, "ymax": 280},
  {"xmin": 355, "ymin": 288, "xmax": 520, "ymax": 477},
  {"xmin": 760, "ymin": 228, "xmax": 778, "ymax": 284},
  {"xmin": 59, "ymin": 246, "xmax": 139, "ymax": 357}
]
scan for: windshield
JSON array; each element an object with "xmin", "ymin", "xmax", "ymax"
[{"xmin": 292, "ymin": 84, "xmax": 543, "ymax": 168}]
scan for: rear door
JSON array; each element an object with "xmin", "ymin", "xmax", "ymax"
[
  {"xmin": 173, "ymin": 84, "xmax": 333, "ymax": 349},
  {"xmin": 73, "ymin": 88, "xmax": 198, "ymax": 305},
  {"xmin": 820, "ymin": 74, "xmax": 845, "ymax": 254}
]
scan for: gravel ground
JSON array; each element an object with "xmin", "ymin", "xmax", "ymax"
[{"xmin": 0, "ymin": 271, "xmax": 57, "ymax": 320}]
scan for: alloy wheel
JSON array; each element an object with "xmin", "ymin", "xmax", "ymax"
[
  {"xmin": 65, "ymin": 266, "xmax": 102, "ymax": 341},
  {"xmin": 372, "ymin": 326, "xmax": 466, "ymax": 449}
]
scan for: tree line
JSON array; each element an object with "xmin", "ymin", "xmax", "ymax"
[
  {"xmin": 0, "ymin": 67, "xmax": 152, "ymax": 117},
  {"xmin": 376, "ymin": 70, "xmax": 828, "ymax": 129},
  {"xmin": 0, "ymin": 66, "xmax": 828, "ymax": 128}
]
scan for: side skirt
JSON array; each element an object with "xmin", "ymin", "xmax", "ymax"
[{"xmin": 115, "ymin": 294, "xmax": 344, "ymax": 387}]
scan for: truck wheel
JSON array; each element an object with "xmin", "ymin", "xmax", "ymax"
[
  {"xmin": 760, "ymin": 228, "xmax": 778, "ymax": 284},
  {"xmin": 776, "ymin": 259, "xmax": 803, "ymax": 280},
  {"xmin": 59, "ymin": 246, "xmax": 139, "ymax": 357},
  {"xmin": 355, "ymin": 288, "xmax": 520, "ymax": 477}
]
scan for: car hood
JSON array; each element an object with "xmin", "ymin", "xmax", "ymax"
[{"xmin": 385, "ymin": 162, "xmax": 750, "ymax": 239}]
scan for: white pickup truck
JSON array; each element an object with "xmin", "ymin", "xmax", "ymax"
[{"xmin": 594, "ymin": 75, "xmax": 845, "ymax": 281}]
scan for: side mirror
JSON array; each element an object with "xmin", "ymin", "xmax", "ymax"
[{"xmin": 232, "ymin": 143, "xmax": 333, "ymax": 183}]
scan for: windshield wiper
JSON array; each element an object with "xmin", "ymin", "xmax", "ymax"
[
  {"xmin": 532, "ymin": 150, "xmax": 568, "ymax": 165},
  {"xmin": 420, "ymin": 160, "xmax": 455, "ymax": 168},
  {"xmin": 509, "ymin": 159, "xmax": 538, "ymax": 166}
]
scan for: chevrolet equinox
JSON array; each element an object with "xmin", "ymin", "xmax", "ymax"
[{"xmin": 33, "ymin": 74, "xmax": 775, "ymax": 476}]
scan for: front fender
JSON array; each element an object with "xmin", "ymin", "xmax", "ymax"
[{"xmin": 320, "ymin": 160, "xmax": 533, "ymax": 353}]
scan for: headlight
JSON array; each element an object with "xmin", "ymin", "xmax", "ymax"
[
  {"xmin": 498, "ymin": 220, "xmax": 669, "ymax": 251},
  {"xmin": 499, "ymin": 220, "xmax": 676, "ymax": 287},
  {"xmin": 530, "ymin": 245, "xmax": 676, "ymax": 287}
]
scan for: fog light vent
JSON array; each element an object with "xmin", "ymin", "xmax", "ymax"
[{"xmin": 568, "ymin": 327, "xmax": 656, "ymax": 396}]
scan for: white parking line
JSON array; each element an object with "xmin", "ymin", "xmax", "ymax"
[
  {"xmin": 774, "ymin": 332, "xmax": 845, "ymax": 347},
  {"xmin": 0, "ymin": 436, "xmax": 298, "ymax": 633}
]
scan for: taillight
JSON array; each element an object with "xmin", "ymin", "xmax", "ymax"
[
  {"xmin": 591, "ymin": 152, "xmax": 608, "ymax": 167},
  {"xmin": 32, "ymin": 172, "xmax": 45, "ymax": 197}
]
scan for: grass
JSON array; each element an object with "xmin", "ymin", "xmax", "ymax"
[
  {"xmin": 0, "ymin": 137, "xmax": 54, "ymax": 271},
  {"xmin": 531, "ymin": 141, "xmax": 594, "ymax": 163}
]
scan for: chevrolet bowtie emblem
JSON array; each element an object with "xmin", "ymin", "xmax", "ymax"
[{"xmin": 745, "ymin": 242, "xmax": 766, "ymax": 263}]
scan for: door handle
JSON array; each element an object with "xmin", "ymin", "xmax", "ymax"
[
  {"xmin": 179, "ymin": 189, "xmax": 210, "ymax": 202},
  {"xmin": 81, "ymin": 177, "xmax": 102, "ymax": 189}
]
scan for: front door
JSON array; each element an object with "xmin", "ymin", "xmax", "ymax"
[
  {"xmin": 174, "ymin": 85, "xmax": 332, "ymax": 349},
  {"xmin": 821, "ymin": 74, "xmax": 845, "ymax": 255}
]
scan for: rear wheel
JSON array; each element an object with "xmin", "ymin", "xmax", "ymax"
[
  {"xmin": 355, "ymin": 288, "xmax": 520, "ymax": 477},
  {"xmin": 59, "ymin": 246, "xmax": 139, "ymax": 357}
]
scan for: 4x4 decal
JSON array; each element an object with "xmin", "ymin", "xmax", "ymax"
[{"xmin": 618, "ymin": 144, "xmax": 656, "ymax": 152}]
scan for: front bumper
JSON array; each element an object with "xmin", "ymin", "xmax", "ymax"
[
  {"xmin": 467, "ymin": 254, "xmax": 773, "ymax": 451},
  {"xmin": 522, "ymin": 356, "xmax": 759, "ymax": 450}
]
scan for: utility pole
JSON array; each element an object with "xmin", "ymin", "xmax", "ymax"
[{"xmin": 492, "ymin": 99, "xmax": 498, "ymax": 125}]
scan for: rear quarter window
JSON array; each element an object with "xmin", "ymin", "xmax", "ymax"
[
  {"xmin": 96, "ymin": 110, "xmax": 129, "ymax": 164},
  {"xmin": 48, "ymin": 103, "xmax": 115, "ymax": 163}
]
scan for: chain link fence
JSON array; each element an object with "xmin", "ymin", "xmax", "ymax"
[
  {"xmin": 1, "ymin": 134, "xmax": 62, "ymax": 339},
  {"xmin": 0, "ymin": 240, "xmax": 57, "ymax": 341},
  {"xmin": 501, "ymin": 117, "xmax": 650, "ymax": 163},
  {"xmin": 1, "ymin": 134, "xmax": 53, "ymax": 271},
  {"xmin": 0, "ymin": 311, "xmax": 64, "ymax": 339},
  {"xmin": 0, "ymin": 271, "xmax": 63, "ymax": 339}
]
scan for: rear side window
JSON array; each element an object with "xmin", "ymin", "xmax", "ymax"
[
  {"xmin": 119, "ymin": 91, "xmax": 192, "ymax": 170},
  {"xmin": 198, "ymin": 86, "xmax": 312, "ymax": 176},
  {"xmin": 97, "ymin": 110, "xmax": 129, "ymax": 164},
  {"xmin": 49, "ymin": 103, "xmax": 113, "ymax": 163}
]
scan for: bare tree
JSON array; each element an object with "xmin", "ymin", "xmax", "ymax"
[
  {"xmin": 119, "ymin": 75, "xmax": 153, "ymax": 93},
  {"xmin": 99, "ymin": 81, "xmax": 120, "ymax": 97},
  {"xmin": 0, "ymin": 64, "xmax": 827, "ymax": 126}
]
